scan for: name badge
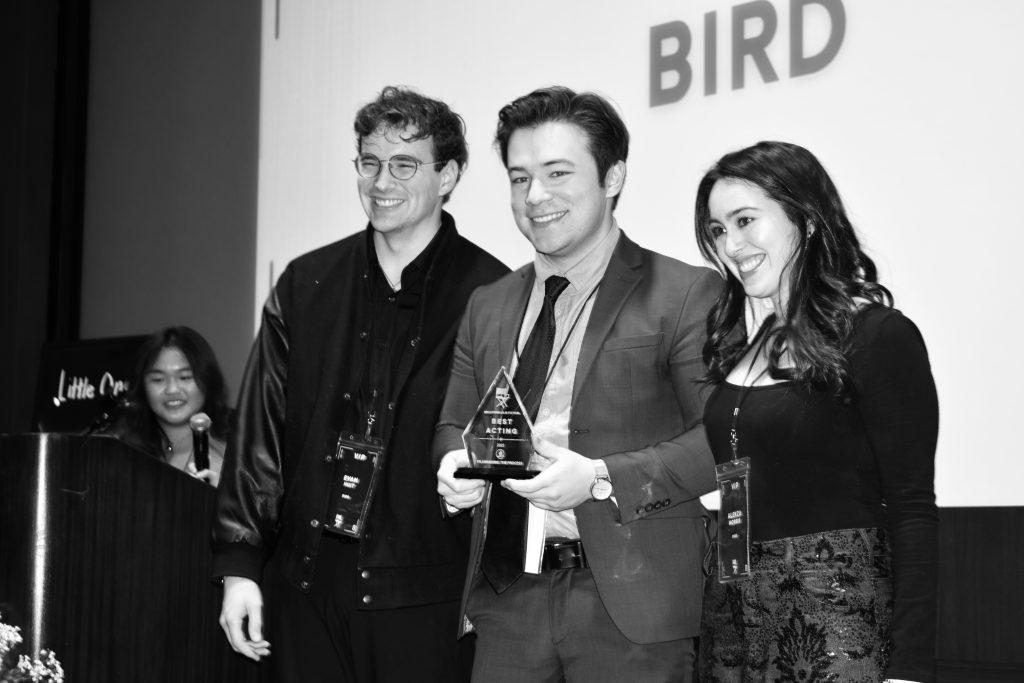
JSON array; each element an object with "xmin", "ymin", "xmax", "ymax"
[
  {"xmin": 325, "ymin": 434, "xmax": 384, "ymax": 538},
  {"xmin": 715, "ymin": 457, "xmax": 751, "ymax": 583}
]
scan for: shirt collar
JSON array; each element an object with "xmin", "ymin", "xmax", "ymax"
[
  {"xmin": 365, "ymin": 211, "xmax": 454, "ymax": 287},
  {"xmin": 533, "ymin": 221, "xmax": 621, "ymax": 295}
]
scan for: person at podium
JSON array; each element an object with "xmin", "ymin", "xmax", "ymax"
[{"xmin": 109, "ymin": 325, "xmax": 230, "ymax": 486}]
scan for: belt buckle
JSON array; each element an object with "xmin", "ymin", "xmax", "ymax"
[{"xmin": 542, "ymin": 538, "xmax": 586, "ymax": 571}]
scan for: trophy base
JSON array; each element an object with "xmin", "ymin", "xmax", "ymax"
[{"xmin": 454, "ymin": 467, "xmax": 539, "ymax": 481}]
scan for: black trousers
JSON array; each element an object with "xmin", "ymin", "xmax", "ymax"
[
  {"xmin": 467, "ymin": 568, "xmax": 695, "ymax": 682},
  {"xmin": 268, "ymin": 535, "xmax": 474, "ymax": 682}
]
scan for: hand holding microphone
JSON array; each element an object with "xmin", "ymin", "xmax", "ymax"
[{"xmin": 189, "ymin": 412, "xmax": 217, "ymax": 485}]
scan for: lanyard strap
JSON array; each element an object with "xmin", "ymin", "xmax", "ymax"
[{"xmin": 728, "ymin": 323, "xmax": 772, "ymax": 461}]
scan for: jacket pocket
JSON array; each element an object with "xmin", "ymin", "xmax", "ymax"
[{"xmin": 602, "ymin": 332, "xmax": 663, "ymax": 351}]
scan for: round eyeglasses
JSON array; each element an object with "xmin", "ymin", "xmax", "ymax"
[{"xmin": 353, "ymin": 154, "xmax": 445, "ymax": 181}]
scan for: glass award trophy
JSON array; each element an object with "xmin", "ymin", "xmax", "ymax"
[{"xmin": 454, "ymin": 366, "xmax": 539, "ymax": 481}]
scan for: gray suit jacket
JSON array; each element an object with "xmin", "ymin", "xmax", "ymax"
[{"xmin": 434, "ymin": 232, "xmax": 720, "ymax": 644}]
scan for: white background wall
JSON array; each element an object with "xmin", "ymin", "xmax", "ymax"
[{"xmin": 255, "ymin": 0, "xmax": 1024, "ymax": 506}]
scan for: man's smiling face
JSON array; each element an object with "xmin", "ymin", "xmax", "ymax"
[
  {"xmin": 357, "ymin": 125, "xmax": 449, "ymax": 239},
  {"xmin": 506, "ymin": 121, "xmax": 620, "ymax": 267}
]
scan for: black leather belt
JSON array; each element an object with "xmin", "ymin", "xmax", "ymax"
[{"xmin": 541, "ymin": 538, "xmax": 588, "ymax": 571}]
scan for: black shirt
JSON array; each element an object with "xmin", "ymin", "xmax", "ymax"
[
  {"xmin": 704, "ymin": 304, "xmax": 938, "ymax": 681},
  {"xmin": 357, "ymin": 224, "xmax": 447, "ymax": 440}
]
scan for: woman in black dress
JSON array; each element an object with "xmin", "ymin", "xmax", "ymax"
[{"xmin": 695, "ymin": 142, "xmax": 937, "ymax": 682}]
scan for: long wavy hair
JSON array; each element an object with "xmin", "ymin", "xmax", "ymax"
[
  {"xmin": 694, "ymin": 141, "xmax": 891, "ymax": 394},
  {"xmin": 119, "ymin": 326, "xmax": 230, "ymax": 457}
]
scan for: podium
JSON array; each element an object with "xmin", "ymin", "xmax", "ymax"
[{"xmin": 0, "ymin": 434, "xmax": 267, "ymax": 682}]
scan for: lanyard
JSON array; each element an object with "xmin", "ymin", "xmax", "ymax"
[
  {"xmin": 510, "ymin": 279, "xmax": 601, "ymax": 397},
  {"xmin": 728, "ymin": 323, "xmax": 772, "ymax": 461}
]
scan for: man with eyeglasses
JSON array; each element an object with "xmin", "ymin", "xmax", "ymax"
[{"xmin": 212, "ymin": 86, "xmax": 508, "ymax": 681}]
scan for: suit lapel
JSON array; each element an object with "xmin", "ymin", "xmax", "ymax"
[
  {"xmin": 573, "ymin": 233, "xmax": 644, "ymax": 404},
  {"xmin": 494, "ymin": 266, "xmax": 534, "ymax": 386}
]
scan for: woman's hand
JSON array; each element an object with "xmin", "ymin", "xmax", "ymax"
[{"xmin": 187, "ymin": 461, "xmax": 220, "ymax": 487}]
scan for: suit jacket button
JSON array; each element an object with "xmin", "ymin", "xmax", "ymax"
[
  {"xmin": 362, "ymin": 595, "xmax": 372, "ymax": 604},
  {"xmin": 310, "ymin": 519, "xmax": 320, "ymax": 528},
  {"xmin": 300, "ymin": 581, "xmax": 310, "ymax": 590},
  {"xmin": 361, "ymin": 569, "xmax": 370, "ymax": 579}
]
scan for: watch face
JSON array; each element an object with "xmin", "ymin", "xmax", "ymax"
[{"xmin": 591, "ymin": 477, "xmax": 613, "ymax": 501}]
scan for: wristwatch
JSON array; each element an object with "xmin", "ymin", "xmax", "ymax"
[{"xmin": 590, "ymin": 460, "xmax": 613, "ymax": 501}]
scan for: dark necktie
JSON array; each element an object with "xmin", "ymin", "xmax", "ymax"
[{"xmin": 481, "ymin": 275, "xmax": 569, "ymax": 593}]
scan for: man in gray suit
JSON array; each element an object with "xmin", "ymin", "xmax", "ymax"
[{"xmin": 434, "ymin": 86, "xmax": 719, "ymax": 682}]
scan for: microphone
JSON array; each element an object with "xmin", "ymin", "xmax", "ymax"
[
  {"xmin": 81, "ymin": 396, "xmax": 134, "ymax": 439},
  {"xmin": 190, "ymin": 412, "xmax": 211, "ymax": 472}
]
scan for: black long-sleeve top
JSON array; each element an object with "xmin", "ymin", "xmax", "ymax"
[{"xmin": 704, "ymin": 304, "xmax": 938, "ymax": 682}]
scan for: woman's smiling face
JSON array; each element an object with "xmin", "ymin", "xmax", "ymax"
[
  {"xmin": 144, "ymin": 346, "xmax": 205, "ymax": 430},
  {"xmin": 707, "ymin": 178, "xmax": 802, "ymax": 310}
]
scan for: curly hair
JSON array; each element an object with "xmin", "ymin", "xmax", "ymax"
[
  {"xmin": 694, "ymin": 141, "xmax": 892, "ymax": 394},
  {"xmin": 494, "ymin": 86, "xmax": 629, "ymax": 209},
  {"xmin": 119, "ymin": 326, "xmax": 231, "ymax": 457},
  {"xmin": 354, "ymin": 85, "xmax": 468, "ymax": 204}
]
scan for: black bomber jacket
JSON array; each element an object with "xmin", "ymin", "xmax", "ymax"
[{"xmin": 211, "ymin": 214, "xmax": 508, "ymax": 608}]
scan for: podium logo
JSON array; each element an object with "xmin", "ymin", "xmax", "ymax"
[
  {"xmin": 52, "ymin": 369, "xmax": 129, "ymax": 405},
  {"xmin": 650, "ymin": 0, "xmax": 846, "ymax": 106}
]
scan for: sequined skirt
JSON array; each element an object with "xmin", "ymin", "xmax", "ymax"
[{"xmin": 700, "ymin": 527, "xmax": 892, "ymax": 682}]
